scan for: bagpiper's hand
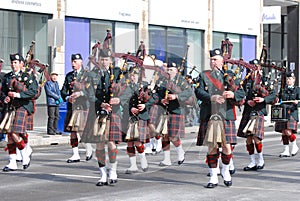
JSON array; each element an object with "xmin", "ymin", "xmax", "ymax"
[
  {"xmin": 131, "ymin": 107, "xmax": 139, "ymax": 115},
  {"xmin": 247, "ymin": 100, "xmax": 256, "ymax": 107},
  {"xmin": 293, "ymin": 100, "xmax": 298, "ymax": 105},
  {"xmin": 109, "ymin": 97, "xmax": 120, "ymax": 105},
  {"xmin": 211, "ymin": 94, "xmax": 225, "ymax": 104},
  {"xmin": 68, "ymin": 96, "xmax": 76, "ymax": 103},
  {"xmin": 101, "ymin": 103, "xmax": 112, "ymax": 112},
  {"xmin": 223, "ymin": 91, "xmax": 234, "ymax": 99},
  {"xmin": 161, "ymin": 98, "xmax": 169, "ymax": 105},
  {"xmin": 167, "ymin": 94, "xmax": 178, "ymax": 100},
  {"xmin": 8, "ymin": 92, "xmax": 19, "ymax": 98},
  {"xmin": 137, "ymin": 104, "xmax": 145, "ymax": 111},
  {"xmin": 71, "ymin": 91, "xmax": 81, "ymax": 99},
  {"xmin": 253, "ymin": 97, "xmax": 264, "ymax": 103},
  {"xmin": 4, "ymin": 96, "xmax": 11, "ymax": 103}
]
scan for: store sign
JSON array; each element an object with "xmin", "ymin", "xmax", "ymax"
[
  {"xmin": 66, "ymin": 0, "xmax": 142, "ymax": 23},
  {"xmin": 149, "ymin": 0, "xmax": 207, "ymax": 29},
  {"xmin": 1, "ymin": 0, "xmax": 56, "ymax": 14},
  {"xmin": 262, "ymin": 6, "xmax": 281, "ymax": 24}
]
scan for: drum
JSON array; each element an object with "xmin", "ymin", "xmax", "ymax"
[{"xmin": 271, "ymin": 104, "xmax": 291, "ymax": 122}]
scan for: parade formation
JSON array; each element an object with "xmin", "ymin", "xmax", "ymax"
[{"xmin": 0, "ymin": 31, "xmax": 299, "ymax": 189}]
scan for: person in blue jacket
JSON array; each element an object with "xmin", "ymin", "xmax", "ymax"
[{"xmin": 44, "ymin": 71, "xmax": 63, "ymax": 135}]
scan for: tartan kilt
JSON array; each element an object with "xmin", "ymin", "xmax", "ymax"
[
  {"xmin": 26, "ymin": 114, "xmax": 34, "ymax": 130},
  {"xmin": 196, "ymin": 119, "xmax": 237, "ymax": 146},
  {"xmin": 149, "ymin": 104, "xmax": 164, "ymax": 125},
  {"xmin": 237, "ymin": 112, "xmax": 265, "ymax": 140},
  {"xmin": 81, "ymin": 107, "xmax": 99, "ymax": 143},
  {"xmin": 167, "ymin": 114, "xmax": 185, "ymax": 138},
  {"xmin": 12, "ymin": 107, "xmax": 28, "ymax": 134},
  {"xmin": 275, "ymin": 116, "xmax": 298, "ymax": 133},
  {"xmin": 125, "ymin": 119, "xmax": 150, "ymax": 143},
  {"xmin": 63, "ymin": 109, "xmax": 88, "ymax": 133},
  {"xmin": 108, "ymin": 113, "xmax": 123, "ymax": 143}
]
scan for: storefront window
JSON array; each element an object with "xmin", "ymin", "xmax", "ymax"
[
  {"xmin": 0, "ymin": 10, "xmax": 50, "ymax": 105},
  {"xmin": 0, "ymin": 10, "xmax": 49, "ymax": 71},
  {"xmin": 149, "ymin": 25, "xmax": 203, "ymax": 75}
]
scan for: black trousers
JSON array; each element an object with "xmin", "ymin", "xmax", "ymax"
[{"xmin": 47, "ymin": 106, "xmax": 59, "ymax": 134}]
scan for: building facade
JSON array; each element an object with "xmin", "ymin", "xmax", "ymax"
[{"xmin": 0, "ymin": 0, "xmax": 299, "ymax": 127}]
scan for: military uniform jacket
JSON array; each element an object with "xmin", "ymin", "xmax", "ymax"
[
  {"xmin": 278, "ymin": 86, "xmax": 300, "ymax": 121},
  {"xmin": 61, "ymin": 68, "xmax": 90, "ymax": 111},
  {"xmin": 95, "ymin": 68, "xmax": 126, "ymax": 115},
  {"xmin": 242, "ymin": 75, "xmax": 277, "ymax": 115},
  {"xmin": 155, "ymin": 74, "xmax": 193, "ymax": 114},
  {"xmin": 1, "ymin": 71, "xmax": 38, "ymax": 115},
  {"xmin": 121, "ymin": 81, "xmax": 155, "ymax": 121},
  {"xmin": 195, "ymin": 70, "xmax": 245, "ymax": 121}
]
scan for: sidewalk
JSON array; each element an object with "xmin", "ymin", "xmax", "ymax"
[{"xmin": 27, "ymin": 127, "xmax": 70, "ymax": 147}]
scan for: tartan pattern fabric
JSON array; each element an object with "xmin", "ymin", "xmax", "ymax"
[
  {"xmin": 7, "ymin": 143, "xmax": 16, "ymax": 154},
  {"xmin": 162, "ymin": 138, "xmax": 171, "ymax": 150},
  {"xmin": 63, "ymin": 109, "xmax": 88, "ymax": 132},
  {"xmin": 109, "ymin": 113, "xmax": 123, "ymax": 143},
  {"xmin": 197, "ymin": 119, "xmax": 237, "ymax": 146},
  {"xmin": 149, "ymin": 104, "xmax": 159, "ymax": 125},
  {"xmin": 237, "ymin": 112, "xmax": 265, "ymax": 140},
  {"xmin": 167, "ymin": 114, "xmax": 185, "ymax": 138},
  {"xmin": 12, "ymin": 107, "xmax": 27, "ymax": 134},
  {"xmin": 96, "ymin": 149, "xmax": 106, "ymax": 167},
  {"xmin": 282, "ymin": 135, "xmax": 289, "ymax": 145},
  {"xmin": 221, "ymin": 153, "xmax": 232, "ymax": 165},
  {"xmin": 246, "ymin": 143, "xmax": 255, "ymax": 155},
  {"xmin": 70, "ymin": 138, "xmax": 79, "ymax": 147},
  {"xmin": 224, "ymin": 120, "xmax": 237, "ymax": 145},
  {"xmin": 275, "ymin": 116, "xmax": 298, "ymax": 133},
  {"xmin": 26, "ymin": 114, "xmax": 34, "ymax": 130},
  {"xmin": 207, "ymin": 153, "xmax": 219, "ymax": 168},
  {"xmin": 137, "ymin": 119, "xmax": 149, "ymax": 143},
  {"xmin": 108, "ymin": 147, "xmax": 118, "ymax": 163}
]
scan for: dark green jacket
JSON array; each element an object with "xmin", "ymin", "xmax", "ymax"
[
  {"xmin": 195, "ymin": 70, "xmax": 245, "ymax": 121},
  {"xmin": 2, "ymin": 71, "xmax": 38, "ymax": 115}
]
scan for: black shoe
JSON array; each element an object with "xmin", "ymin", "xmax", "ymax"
[
  {"xmin": 205, "ymin": 183, "xmax": 218, "ymax": 188},
  {"xmin": 86, "ymin": 154, "xmax": 93, "ymax": 161},
  {"xmin": 66, "ymin": 159, "xmax": 80, "ymax": 163},
  {"xmin": 229, "ymin": 169, "xmax": 235, "ymax": 175},
  {"xmin": 56, "ymin": 132, "xmax": 62, "ymax": 135},
  {"xmin": 224, "ymin": 180, "xmax": 232, "ymax": 187},
  {"xmin": 16, "ymin": 159, "xmax": 23, "ymax": 162},
  {"xmin": 178, "ymin": 158, "xmax": 185, "ymax": 165},
  {"xmin": 96, "ymin": 181, "xmax": 108, "ymax": 186},
  {"xmin": 256, "ymin": 164, "xmax": 264, "ymax": 170},
  {"xmin": 3, "ymin": 166, "xmax": 17, "ymax": 172},
  {"xmin": 207, "ymin": 172, "xmax": 221, "ymax": 177},
  {"xmin": 142, "ymin": 167, "xmax": 149, "ymax": 172},
  {"xmin": 23, "ymin": 163, "xmax": 30, "ymax": 170},
  {"xmin": 243, "ymin": 165, "xmax": 257, "ymax": 171},
  {"xmin": 109, "ymin": 179, "xmax": 118, "ymax": 184}
]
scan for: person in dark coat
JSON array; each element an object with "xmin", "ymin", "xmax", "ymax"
[
  {"xmin": 195, "ymin": 48, "xmax": 245, "ymax": 188},
  {"xmin": 60, "ymin": 53, "xmax": 93, "ymax": 163},
  {"xmin": 237, "ymin": 59, "xmax": 277, "ymax": 171},
  {"xmin": 274, "ymin": 72, "xmax": 299, "ymax": 157},
  {"xmin": 1, "ymin": 53, "xmax": 38, "ymax": 171}
]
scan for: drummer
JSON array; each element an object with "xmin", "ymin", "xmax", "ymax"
[{"xmin": 275, "ymin": 72, "xmax": 300, "ymax": 157}]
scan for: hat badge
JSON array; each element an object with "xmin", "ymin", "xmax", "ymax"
[
  {"xmin": 15, "ymin": 55, "xmax": 19, "ymax": 60},
  {"xmin": 75, "ymin": 54, "xmax": 80, "ymax": 59},
  {"xmin": 291, "ymin": 73, "xmax": 294, "ymax": 77},
  {"xmin": 215, "ymin": 50, "xmax": 220, "ymax": 55}
]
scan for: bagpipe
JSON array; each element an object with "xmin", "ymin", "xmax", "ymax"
[{"xmin": 8, "ymin": 41, "xmax": 50, "ymax": 100}]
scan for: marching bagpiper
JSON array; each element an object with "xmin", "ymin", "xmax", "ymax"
[{"xmin": 274, "ymin": 72, "xmax": 299, "ymax": 157}]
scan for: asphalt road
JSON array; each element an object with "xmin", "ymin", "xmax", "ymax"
[{"xmin": 0, "ymin": 126, "xmax": 299, "ymax": 201}]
